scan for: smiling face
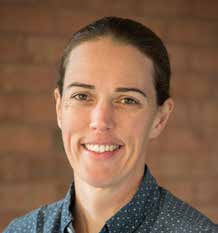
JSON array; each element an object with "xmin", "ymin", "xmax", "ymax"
[{"xmin": 55, "ymin": 37, "xmax": 173, "ymax": 188}]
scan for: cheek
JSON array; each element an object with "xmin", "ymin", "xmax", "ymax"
[
  {"xmin": 60, "ymin": 108, "xmax": 89, "ymax": 151},
  {"xmin": 126, "ymin": 112, "xmax": 153, "ymax": 137},
  {"xmin": 125, "ymin": 112, "xmax": 155, "ymax": 151},
  {"xmin": 61, "ymin": 107, "xmax": 88, "ymax": 131},
  {"xmin": 128, "ymin": 122, "xmax": 149, "ymax": 147}
]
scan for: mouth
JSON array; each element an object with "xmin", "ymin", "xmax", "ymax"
[
  {"xmin": 81, "ymin": 143, "xmax": 123, "ymax": 159},
  {"xmin": 82, "ymin": 143, "xmax": 122, "ymax": 153}
]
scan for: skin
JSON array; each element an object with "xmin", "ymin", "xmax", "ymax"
[{"xmin": 54, "ymin": 37, "xmax": 174, "ymax": 233}]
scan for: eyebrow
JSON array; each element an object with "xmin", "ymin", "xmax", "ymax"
[{"xmin": 66, "ymin": 82, "xmax": 147, "ymax": 98}]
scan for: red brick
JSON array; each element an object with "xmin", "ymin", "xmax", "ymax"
[
  {"xmin": 0, "ymin": 0, "xmax": 218, "ymax": 224},
  {"xmin": 55, "ymin": 11, "xmax": 99, "ymax": 36},
  {"xmin": 194, "ymin": 178, "xmax": 218, "ymax": 206},
  {"xmin": 0, "ymin": 34, "xmax": 28, "ymax": 63},
  {"xmin": 30, "ymin": 0, "xmax": 93, "ymax": 9},
  {"xmin": 0, "ymin": 94, "xmax": 23, "ymax": 121},
  {"xmin": 208, "ymin": 153, "xmax": 218, "ymax": 177},
  {"xmin": 0, "ymin": 0, "xmax": 195, "ymax": 22},
  {"xmin": 0, "ymin": 182, "xmax": 63, "ymax": 210},
  {"xmin": 171, "ymin": 72, "xmax": 216, "ymax": 99},
  {"xmin": 171, "ymin": 99, "xmax": 218, "ymax": 137},
  {"xmin": 149, "ymin": 134, "xmax": 215, "ymax": 180},
  {"xmin": 159, "ymin": 125, "xmax": 207, "ymax": 154},
  {"xmin": 0, "ymin": 64, "xmax": 57, "ymax": 93},
  {"xmin": 190, "ymin": 47, "xmax": 218, "ymax": 74},
  {"xmin": 197, "ymin": 99, "xmax": 218, "ymax": 136},
  {"xmin": 147, "ymin": 141, "xmax": 163, "ymax": 169},
  {"xmin": 125, "ymin": 0, "xmax": 192, "ymax": 18},
  {"xmin": 167, "ymin": 44, "xmax": 191, "ymax": 72},
  {"xmin": 165, "ymin": 19, "xmax": 218, "ymax": 47},
  {"xmin": 25, "ymin": 36, "xmax": 66, "ymax": 65},
  {"xmin": 56, "ymin": 1, "xmax": 141, "ymax": 21},
  {"xmin": 0, "ymin": 5, "xmax": 55, "ymax": 34},
  {"xmin": 156, "ymin": 152, "xmax": 194, "ymax": 178},
  {"xmin": 55, "ymin": 12, "xmax": 167, "ymax": 44},
  {"xmin": 25, "ymin": 94, "xmax": 57, "ymax": 125},
  {"xmin": 167, "ymin": 44, "xmax": 218, "ymax": 76},
  {"xmin": 0, "ymin": 0, "xmax": 36, "ymax": 4},
  {"xmin": 0, "ymin": 93, "xmax": 56, "ymax": 125},
  {"xmin": 189, "ymin": 153, "xmax": 214, "ymax": 177},
  {"xmin": 148, "ymin": 133, "xmax": 212, "ymax": 179},
  {"xmin": 89, "ymin": 0, "xmax": 141, "ymax": 18},
  {"xmin": 0, "ymin": 152, "xmax": 70, "ymax": 182},
  {"xmin": 143, "ymin": 0, "xmax": 194, "ymax": 18},
  {"xmin": 160, "ymin": 178, "xmax": 195, "ymax": 204},
  {"xmin": 192, "ymin": 0, "xmax": 218, "ymax": 20},
  {"xmin": 0, "ymin": 124, "xmax": 54, "ymax": 154}
]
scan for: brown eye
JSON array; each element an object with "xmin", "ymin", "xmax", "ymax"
[
  {"xmin": 120, "ymin": 97, "xmax": 139, "ymax": 105},
  {"xmin": 72, "ymin": 93, "xmax": 89, "ymax": 101}
]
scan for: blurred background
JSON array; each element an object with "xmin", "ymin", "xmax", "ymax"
[{"xmin": 0, "ymin": 0, "xmax": 218, "ymax": 230}]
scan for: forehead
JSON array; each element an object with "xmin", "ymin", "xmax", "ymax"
[{"xmin": 64, "ymin": 37, "xmax": 155, "ymax": 93}]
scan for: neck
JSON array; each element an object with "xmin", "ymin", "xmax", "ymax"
[{"xmin": 73, "ymin": 167, "xmax": 145, "ymax": 233}]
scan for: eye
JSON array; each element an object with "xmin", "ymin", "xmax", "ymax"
[
  {"xmin": 71, "ymin": 93, "xmax": 89, "ymax": 101},
  {"xmin": 120, "ymin": 97, "xmax": 139, "ymax": 105}
]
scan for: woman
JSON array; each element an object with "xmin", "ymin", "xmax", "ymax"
[{"xmin": 4, "ymin": 16, "xmax": 217, "ymax": 233}]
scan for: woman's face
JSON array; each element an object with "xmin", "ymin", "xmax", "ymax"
[{"xmin": 55, "ymin": 37, "xmax": 173, "ymax": 188}]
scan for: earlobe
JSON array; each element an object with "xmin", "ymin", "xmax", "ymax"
[
  {"xmin": 149, "ymin": 98, "xmax": 174, "ymax": 139},
  {"xmin": 54, "ymin": 88, "xmax": 62, "ymax": 129}
]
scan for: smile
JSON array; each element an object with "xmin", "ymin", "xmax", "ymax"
[{"xmin": 83, "ymin": 144, "xmax": 121, "ymax": 153}]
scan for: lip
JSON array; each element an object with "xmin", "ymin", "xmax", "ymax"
[{"xmin": 81, "ymin": 144, "xmax": 123, "ymax": 160}]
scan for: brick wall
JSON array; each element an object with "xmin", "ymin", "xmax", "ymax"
[{"xmin": 0, "ymin": 0, "xmax": 218, "ymax": 230}]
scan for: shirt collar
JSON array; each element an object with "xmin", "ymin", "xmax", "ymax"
[
  {"xmin": 61, "ymin": 182, "xmax": 75, "ymax": 233},
  {"xmin": 60, "ymin": 165, "xmax": 160, "ymax": 233},
  {"xmin": 106, "ymin": 165, "xmax": 160, "ymax": 233}
]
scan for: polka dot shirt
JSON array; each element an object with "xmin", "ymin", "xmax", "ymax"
[{"xmin": 3, "ymin": 166, "xmax": 218, "ymax": 233}]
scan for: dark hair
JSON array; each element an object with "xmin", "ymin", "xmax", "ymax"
[{"xmin": 57, "ymin": 16, "xmax": 171, "ymax": 105}]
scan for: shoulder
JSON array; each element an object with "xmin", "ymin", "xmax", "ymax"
[
  {"xmin": 3, "ymin": 199, "xmax": 64, "ymax": 233},
  {"xmin": 156, "ymin": 187, "xmax": 218, "ymax": 232}
]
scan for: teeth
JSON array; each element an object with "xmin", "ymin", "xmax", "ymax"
[{"xmin": 84, "ymin": 144, "xmax": 120, "ymax": 153}]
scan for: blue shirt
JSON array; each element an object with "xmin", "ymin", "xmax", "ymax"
[{"xmin": 4, "ymin": 166, "xmax": 218, "ymax": 233}]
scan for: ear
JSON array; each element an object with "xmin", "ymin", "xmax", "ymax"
[
  {"xmin": 149, "ymin": 98, "xmax": 174, "ymax": 139},
  {"xmin": 54, "ymin": 88, "xmax": 62, "ymax": 129}
]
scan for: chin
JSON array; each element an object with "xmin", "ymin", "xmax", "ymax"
[{"xmin": 79, "ymin": 169, "xmax": 118, "ymax": 188}]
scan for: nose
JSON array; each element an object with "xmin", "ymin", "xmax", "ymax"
[{"xmin": 89, "ymin": 100, "xmax": 115, "ymax": 132}]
